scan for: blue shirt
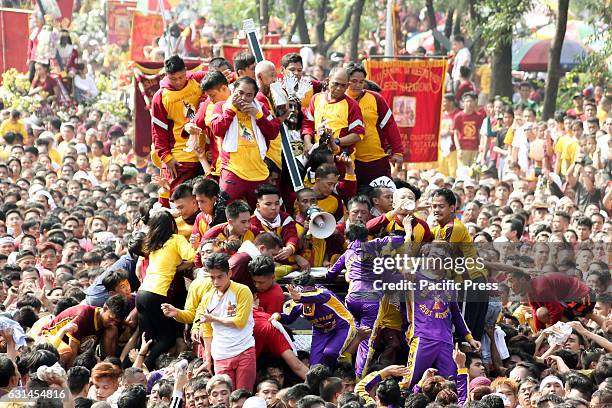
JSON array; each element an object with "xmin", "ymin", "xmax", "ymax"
[{"xmin": 85, "ymin": 254, "xmax": 138, "ymax": 307}]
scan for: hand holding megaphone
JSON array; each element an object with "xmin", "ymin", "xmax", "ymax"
[{"xmin": 306, "ymin": 207, "xmax": 336, "ymax": 239}]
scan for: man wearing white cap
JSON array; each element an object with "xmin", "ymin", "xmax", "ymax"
[
  {"xmin": 242, "ymin": 396, "xmax": 266, "ymax": 408},
  {"xmin": 539, "ymin": 375, "xmax": 565, "ymax": 397}
]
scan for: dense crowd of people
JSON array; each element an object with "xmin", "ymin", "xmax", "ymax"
[{"xmin": 0, "ymin": 20, "xmax": 611, "ymax": 408}]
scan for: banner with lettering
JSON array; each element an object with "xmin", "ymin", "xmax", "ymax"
[
  {"xmin": 132, "ymin": 61, "xmax": 205, "ymax": 157},
  {"xmin": 107, "ymin": 0, "xmax": 136, "ymax": 46},
  {"xmin": 364, "ymin": 59, "xmax": 447, "ymax": 163},
  {"xmin": 221, "ymin": 44, "xmax": 302, "ymax": 68},
  {"xmin": 129, "ymin": 12, "xmax": 164, "ymax": 61}
]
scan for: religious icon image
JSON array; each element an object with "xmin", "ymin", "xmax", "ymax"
[{"xmin": 393, "ymin": 96, "xmax": 416, "ymax": 127}]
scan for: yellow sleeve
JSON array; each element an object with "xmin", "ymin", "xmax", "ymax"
[
  {"xmin": 176, "ymin": 279, "xmax": 210, "ymax": 324},
  {"xmin": 175, "ymin": 235, "xmax": 196, "ymax": 262},
  {"xmin": 232, "ymin": 284, "xmax": 254, "ymax": 329},
  {"xmin": 355, "ymin": 371, "xmax": 378, "ymax": 404},
  {"xmin": 202, "ymin": 321, "xmax": 213, "ymax": 338}
]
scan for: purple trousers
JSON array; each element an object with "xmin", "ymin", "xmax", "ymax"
[
  {"xmin": 403, "ymin": 337, "xmax": 457, "ymax": 389},
  {"xmin": 345, "ymin": 293, "xmax": 381, "ymax": 377},
  {"xmin": 310, "ymin": 323, "xmax": 353, "ymax": 368}
]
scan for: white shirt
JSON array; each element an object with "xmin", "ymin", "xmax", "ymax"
[
  {"xmin": 74, "ymin": 74, "xmax": 99, "ymax": 97},
  {"xmin": 452, "ymin": 47, "xmax": 471, "ymax": 80},
  {"xmin": 206, "ymin": 286, "xmax": 255, "ymax": 360}
]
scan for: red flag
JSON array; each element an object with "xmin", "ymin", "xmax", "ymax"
[
  {"xmin": 129, "ymin": 12, "xmax": 164, "ymax": 61},
  {"xmin": 364, "ymin": 58, "xmax": 447, "ymax": 163},
  {"xmin": 107, "ymin": 0, "xmax": 136, "ymax": 46},
  {"xmin": 0, "ymin": 8, "xmax": 31, "ymax": 74}
]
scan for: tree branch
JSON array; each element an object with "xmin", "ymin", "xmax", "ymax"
[
  {"xmin": 288, "ymin": 0, "xmax": 307, "ymax": 40},
  {"xmin": 323, "ymin": 3, "xmax": 355, "ymax": 52}
]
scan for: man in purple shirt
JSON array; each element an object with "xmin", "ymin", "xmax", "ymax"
[
  {"xmin": 326, "ymin": 221, "xmax": 409, "ymax": 376},
  {"xmin": 401, "ymin": 242, "xmax": 481, "ymax": 389},
  {"xmin": 270, "ymin": 275, "xmax": 355, "ymax": 368}
]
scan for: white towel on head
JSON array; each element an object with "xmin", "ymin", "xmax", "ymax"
[{"xmin": 222, "ymin": 100, "xmax": 268, "ymax": 160}]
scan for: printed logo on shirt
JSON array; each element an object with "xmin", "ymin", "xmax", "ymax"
[
  {"xmin": 462, "ymin": 121, "xmax": 477, "ymax": 139},
  {"xmin": 226, "ymin": 301, "xmax": 237, "ymax": 317}
]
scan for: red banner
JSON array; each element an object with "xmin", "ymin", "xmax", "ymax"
[
  {"xmin": 129, "ymin": 12, "xmax": 164, "ymax": 61},
  {"xmin": 107, "ymin": 0, "xmax": 136, "ymax": 46},
  {"xmin": 0, "ymin": 8, "xmax": 31, "ymax": 74},
  {"xmin": 364, "ymin": 59, "xmax": 447, "ymax": 163},
  {"xmin": 221, "ymin": 44, "xmax": 301, "ymax": 68}
]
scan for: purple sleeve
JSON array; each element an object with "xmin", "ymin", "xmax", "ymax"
[
  {"xmin": 299, "ymin": 289, "xmax": 331, "ymax": 304},
  {"xmin": 450, "ymin": 301, "xmax": 471, "ymax": 340},
  {"xmin": 279, "ymin": 303, "xmax": 303, "ymax": 325},
  {"xmin": 457, "ymin": 370, "xmax": 468, "ymax": 406},
  {"xmin": 327, "ymin": 252, "xmax": 346, "ymax": 280}
]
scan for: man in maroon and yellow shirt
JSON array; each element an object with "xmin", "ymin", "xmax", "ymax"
[
  {"xmin": 345, "ymin": 63, "xmax": 404, "ymax": 189},
  {"xmin": 302, "ymin": 67, "xmax": 365, "ymax": 172},
  {"xmin": 249, "ymin": 184, "xmax": 299, "ymax": 262},
  {"xmin": 40, "ymin": 295, "xmax": 128, "ymax": 366},
  {"xmin": 210, "ymin": 76, "xmax": 280, "ymax": 208},
  {"xmin": 193, "ymin": 71, "xmax": 232, "ymax": 181},
  {"xmin": 151, "ymin": 56, "xmax": 206, "ymax": 202}
]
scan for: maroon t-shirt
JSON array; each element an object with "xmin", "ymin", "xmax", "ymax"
[
  {"xmin": 42, "ymin": 304, "xmax": 102, "ymax": 347},
  {"xmin": 453, "ymin": 111, "xmax": 485, "ymax": 151}
]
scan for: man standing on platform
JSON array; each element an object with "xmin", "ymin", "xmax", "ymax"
[{"xmin": 151, "ymin": 56, "xmax": 206, "ymax": 203}]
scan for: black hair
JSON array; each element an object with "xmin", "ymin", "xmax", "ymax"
[
  {"xmin": 128, "ymin": 231, "xmax": 145, "ymax": 258},
  {"xmin": 54, "ymin": 297, "xmax": 79, "ymax": 315},
  {"xmin": 171, "ymin": 183, "xmax": 194, "ymax": 201},
  {"xmin": 233, "ymin": 52, "xmax": 256, "ymax": 73},
  {"xmin": 347, "ymin": 195, "xmax": 371, "ymax": 211},
  {"xmin": 564, "ymin": 372, "xmax": 593, "ymax": 397},
  {"xmin": 281, "ymin": 53, "xmax": 302, "ymax": 68},
  {"xmin": 432, "ymin": 188, "xmax": 457, "ymax": 207},
  {"xmin": 0, "ymin": 356, "xmax": 16, "ymax": 387},
  {"xmin": 376, "ymin": 377, "xmax": 401, "ymax": 406},
  {"xmin": 505, "ymin": 218, "xmax": 525, "ymax": 238},
  {"xmin": 333, "ymin": 362, "xmax": 356, "ymax": 381},
  {"xmin": 143, "ymin": 211, "xmax": 177, "ymax": 253},
  {"xmin": 346, "ymin": 222, "xmax": 368, "ymax": 242},
  {"xmin": 459, "ymin": 65, "xmax": 471, "ymax": 78},
  {"xmin": 462, "ymin": 92, "xmax": 477, "ymax": 101},
  {"xmin": 205, "ymin": 252, "xmax": 230, "ymax": 273},
  {"xmin": 102, "ymin": 269, "xmax": 129, "ymax": 292},
  {"xmin": 105, "ymin": 294, "xmax": 130, "ymax": 322},
  {"xmin": 164, "ymin": 55, "xmax": 186, "ymax": 74},
  {"xmin": 404, "ymin": 393, "xmax": 430, "ymax": 408},
  {"xmin": 453, "ymin": 34, "xmax": 465, "ymax": 43},
  {"xmin": 74, "ymin": 397, "xmax": 94, "ymax": 408},
  {"xmin": 594, "ymin": 358, "xmax": 612, "ymax": 385},
  {"xmin": 118, "ymin": 384, "xmax": 147, "ymax": 408},
  {"xmin": 345, "ymin": 62, "xmax": 367, "ymax": 78},
  {"xmin": 315, "ymin": 163, "xmax": 340, "ymax": 180},
  {"xmin": 209, "ymin": 57, "xmax": 233, "ymax": 72},
  {"xmin": 193, "ymin": 178, "xmax": 220, "ymax": 198},
  {"xmin": 535, "ymin": 394, "xmax": 564, "ymax": 407},
  {"xmin": 233, "ymin": 75, "xmax": 259, "ymax": 94},
  {"xmin": 297, "ymin": 396, "xmax": 326, "ymax": 408},
  {"xmin": 201, "ymin": 70, "xmax": 229, "ymax": 92},
  {"xmin": 320, "ymin": 377, "xmax": 343, "ymax": 402},
  {"xmin": 285, "ymin": 383, "xmax": 311, "ymax": 402},
  {"xmin": 305, "ymin": 364, "xmax": 331, "ymax": 396},
  {"xmin": 229, "ymin": 389, "xmax": 252, "ymax": 404},
  {"xmin": 225, "ymin": 200, "xmax": 250, "ymax": 220},
  {"xmin": 67, "ymin": 366, "xmax": 91, "ymax": 394},
  {"xmin": 576, "ymin": 216, "xmax": 593, "ymax": 229},
  {"xmin": 256, "ymin": 183, "xmax": 281, "ymax": 200},
  {"xmin": 248, "ymin": 255, "xmax": 276, "ymax": 277},
  {"xmin": 12, "ymin": 305, "xmax": 38, "ymax": 329},
  {"xmin": 16, "ymin": 293, "xmax": 42, "ymax": 310}
]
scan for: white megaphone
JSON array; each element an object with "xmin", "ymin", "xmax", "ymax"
[{"xmin": 307, "ymin": 207, "xmax": 336, "ymax": 239}]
